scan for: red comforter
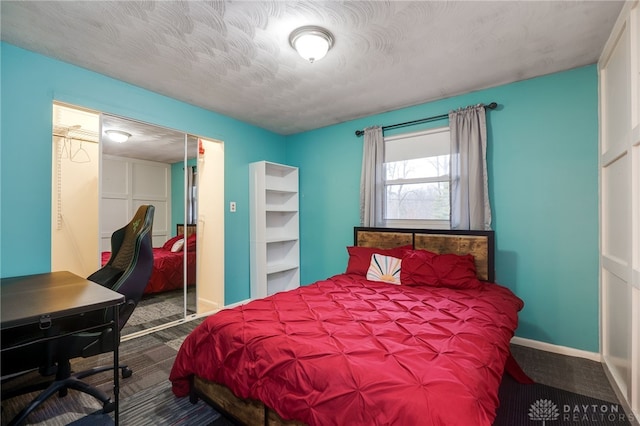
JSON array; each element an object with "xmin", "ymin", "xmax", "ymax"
[
  {"xmin": 170, "ymin": 273, "xmax": 523, "ymax": 426},
  {"xmin": 101, "ymin": 248, "xmax": 196, "ymax": 294}
]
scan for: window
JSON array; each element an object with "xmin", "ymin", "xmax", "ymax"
[{"xmin": 383, "ymin": 127, "xmax": 450, "ymax": 228}]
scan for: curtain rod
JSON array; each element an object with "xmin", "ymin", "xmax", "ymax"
[{"xmin": 354, "ymin": 102, "xmax": 498, "ymax": 137}]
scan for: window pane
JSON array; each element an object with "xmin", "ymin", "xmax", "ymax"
[
  {"xmin": 385, "ymin": 182, "xmax": 450, "ymax": 220},
  {"xmin": 385, "ymin": 155, "xmax": 449, "ymax": 180}
]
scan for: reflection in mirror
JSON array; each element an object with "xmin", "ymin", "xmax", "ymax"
[
  {"xmin": 100, "ymin": 114, "xmax": 190, "ymax": 336},
  {"xmin": 185, "ymin": 135, "xmax": 198, "ymax": 316}
]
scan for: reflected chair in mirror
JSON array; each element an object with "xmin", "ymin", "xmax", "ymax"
[{"xmin": 1, "ymin": 205, "xmax": 155, "ymax": 425}]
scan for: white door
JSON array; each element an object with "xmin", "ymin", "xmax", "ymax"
[{"xmin": 598, "ymin": 2, "xmax": 639, "ymax": 418}]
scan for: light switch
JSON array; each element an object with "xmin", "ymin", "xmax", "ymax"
[{"xmin": 230, "ymin": 201, "xmax": 236, "ymax": 212}]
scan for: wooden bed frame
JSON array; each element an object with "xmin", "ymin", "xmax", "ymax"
[{"xmin": 189, "ymin": 227, "xmax": 496, "ymax": 426}]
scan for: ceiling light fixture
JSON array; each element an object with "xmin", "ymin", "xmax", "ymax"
[
  {"xmin": 105, "ymin": 129, "xmax": 131, "ymax": 143},
  {"xmin": 289, "ymin": 26, "xmax": 334, "ymax": 63}
]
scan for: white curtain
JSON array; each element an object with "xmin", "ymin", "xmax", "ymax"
[
  {"xmin": 449, "ymin": 105, "xmax": 492, "ymax": 230},
  {"xmin": 360, "ymin": 126, "xmax": 385, "ymax": 226}
]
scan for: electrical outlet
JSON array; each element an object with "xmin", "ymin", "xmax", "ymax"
[{"xmin": 230, "ymin": 201, "xmax": 236, "ymax": 212}]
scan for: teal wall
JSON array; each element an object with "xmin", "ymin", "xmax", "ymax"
[
  {"xmin": 0, "ymin": 42, "xmax": 599, "ymax": 352},
  {"xmin": 0, "ymin": 43, "xmax": 287, "ymax": 304},
  {"xmin": 287, "ymin": 65, "xmax": 599, "ymax": 352}
]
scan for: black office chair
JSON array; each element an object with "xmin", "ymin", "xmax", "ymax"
[{"xmin": 1, "ymin": 205, "xmax": 155, "ymax": 425}]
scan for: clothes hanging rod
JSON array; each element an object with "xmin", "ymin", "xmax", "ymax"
[
  {"xmin": 354, "ymin": 102, "xmax": 498, "ymax": 137},
  {"xmin": 52, "ymin": 133, "xmax": 99, "ymax": 144}
]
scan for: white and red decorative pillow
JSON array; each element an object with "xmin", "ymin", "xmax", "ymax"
[
  {"xmin": 163, "ymin": 234, "xmax": 184, "ymax": 250},
  {"xmin": 170, "ymin": 238, "xmax": 185, "ymax": 253},
  {"xmin": 366, "ymin": 254, "xmax": 402, "ymax": 285},
  {"xmin": 345, "ymin": 245, "xmax": 412, "ymax": 276}
]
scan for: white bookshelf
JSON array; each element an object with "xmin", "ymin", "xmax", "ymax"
[{"xmin": 249, "ymin": 161, "xmax": 300, "ymax": 298}]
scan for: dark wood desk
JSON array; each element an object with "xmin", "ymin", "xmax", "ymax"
[{"xmin": 1, "ymin": 271, "xmax": 125, "ymax": 425}]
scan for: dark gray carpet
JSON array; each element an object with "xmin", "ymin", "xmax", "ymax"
[
  {"xmin": 65, "ymin": 382, "xmax": 222, "ymax": 426},
  {"xmin": 494, "ymin": 374, "xmax": 633, "ymax": 426},
  {"xmin": 121, "ymin": 382, "xmax": 220, "ymax": 425},
  {"xmin": 67, "ymin": 413, "xmax": 112, "ymax": 426},
  {"xmin": 59, "ymin": 374, "xmax": 636, "ymax": 426},
  {"xmin": 7, "ymin": 371, "xmax": 631, "ymax": 426},
  {"xmin": 510, "ymin": 344, "xmax": 622, "ymax": 404},
  {"xmin": 122, "ymin": 287, "xmax": 196, "ymax": 336}
]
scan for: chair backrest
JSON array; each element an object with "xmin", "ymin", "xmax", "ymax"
[
  {"xmin": 88, "ymin": 205, "xmax": 155, "ymax": 329},
  {"xmin": 109, "ymin": 206, "xmax": 152, "ymax": 272}
]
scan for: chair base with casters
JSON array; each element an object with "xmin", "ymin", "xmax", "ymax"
[{"xmin": 1, "ymin": 328, "xmax": 133, "ymax": 426}]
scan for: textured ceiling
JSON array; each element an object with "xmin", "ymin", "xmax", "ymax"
[
  {"xmin": 1, "ymin": 1, "xmax": 626, "ymax": 135},
  {"xmin": 102, "ymin": 115, "xmax": 197, "ymax": 163}
]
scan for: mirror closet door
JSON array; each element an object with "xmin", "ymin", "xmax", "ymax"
[
  {"xmin": 100, "ymin": 114, "xmax": 189, "ymax": 336},
  {"xmin": 183, "ymin": 135, "xmax": 198, "ymax": 316},
  {"xmin": 170, "ymin": 134, "xmax": 224, "ymax": 317}
]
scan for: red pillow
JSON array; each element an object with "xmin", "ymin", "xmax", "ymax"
[
  {"xmin": 346, "ymin": 245, "xmax": 413, "ymax": 276},
  {"xmin": 399, "ymin": 249, "xmax": 439, "ymax": 286},
  {"xmin": 163, "ymin": 234, "xmax": 185, "ymax": 251},
  {"xmin": 401, "ymin": 249, "xmax": 481, "ymax": 289},
  {"xmin": 434, "ymin": 253, "xmax": 480, "ymax": 288},
  {"xmin": 186, "ymin": 233, "xmax": 197, "ymax": 251}
]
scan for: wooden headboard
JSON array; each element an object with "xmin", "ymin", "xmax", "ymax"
[
  {"xmin": 177, "ymin": 223, "xmax": 197, "ymax": 238},
  {"xmin": 354, "ymin": 227, "xmax": 495, "ymax": 282}
]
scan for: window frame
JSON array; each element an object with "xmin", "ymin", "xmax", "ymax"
[{"xmin": 382, "ymin": 126, "xmax": 451, "ymax": 230}]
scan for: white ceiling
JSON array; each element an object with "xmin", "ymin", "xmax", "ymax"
[{"xmin": 1, "ymin": 1, "xmax": 626, "ymax": 136}]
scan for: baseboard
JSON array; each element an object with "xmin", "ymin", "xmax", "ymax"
[
  {"xmin": 222, "ymin": 298, "xmax": 252, "ymax": 309},
  {"xmin": 511, "ymin": 336, "xmax": 602, "ymax": 362},
  {"xmin": 196, "ymin": 297, "xmax": 220, "ymax": 314}
]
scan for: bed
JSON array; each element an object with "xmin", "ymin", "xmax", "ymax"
[
  {"xmin": 170, "ymin": 227, "xmax": 526, "ymax": 425},
  {"xmin": 101, "ymin": 232, "xmax": 196, "ymax": 295}
]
